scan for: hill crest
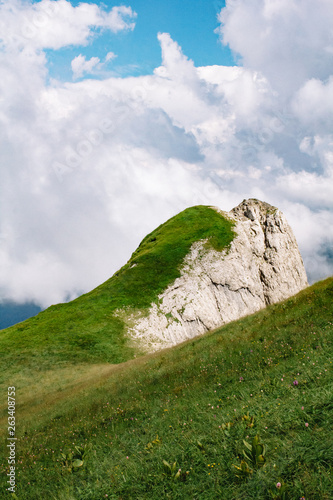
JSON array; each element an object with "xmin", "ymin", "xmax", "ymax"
[
  {"xmin": 0, "ymin": 199, "xmax": 307, "ymax": 366},
  {"xmin": 125, "ymin": 199, "xmax": 308, "ymax": 351}
]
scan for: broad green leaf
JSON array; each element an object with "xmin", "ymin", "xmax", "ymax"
[
  {"xmin": 243, "ymin": 440, "xmax": 252, "ymax": 451},
  {"xmin": 163, "ymin": 460, "xmax": 171, "ymax": 470},
  {"xmin": 252, "ymin": 435, "xmax": 260, "ymax": 447},
  {"xmin": 255, "ymin": 444, "xmax": 264, "ymax": 456},
  {"xmin": 72, "ymin": 459, "xmax": 84, "ymax": 468}
]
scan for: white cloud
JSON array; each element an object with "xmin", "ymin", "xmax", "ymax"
[
  {"xmin": 216, "ymin": 0, "xmax": 333, "ymax": 97},
  {"xmin": 0, "ymin": 0, "xmax": 137, "ymax": 51},
  {"xmin": 292, "ymin": 77, "xmax": 333, "ymax": 131},
  {"xmin": 71, "ymin": 54, "xmax": 101, "ymax": 79},
  {"xmin": 276, "ymin": 171, "xmax": 333, "ymax": 210},
  {"xmin": 71, "ymin": 52, "xmax": 118, "ymax": 79},
  {"xmin": 0, "ymin": 0, "xmax": 333, "ymax": 307},
  {"xmin": 156, "ymin": 32, "xmax": 197, "ymax": 84},
  {"xmin": 105, "ymin": 51, "xmax": 117, "ymax": 63},
  {"xmin": 103, "ymin": 5, "xmax": 137, "ymax": 33}
]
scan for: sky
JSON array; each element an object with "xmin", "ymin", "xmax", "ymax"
[{"xmin": 0, "ymin": 0, "xmax": 333, "ymax": 310}]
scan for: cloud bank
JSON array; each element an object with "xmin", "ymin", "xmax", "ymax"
[
  {"xmin": 0, "ymin": 0, "xmax": 136, "ymax": 50},
  {"xmin": 0, "ymin": 0, "xmax": 332, "ymax": 307}
]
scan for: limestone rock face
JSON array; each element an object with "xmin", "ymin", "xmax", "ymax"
[{"xmin": 127, "ymin": 199, "xmax": 308, "ymax": 351}]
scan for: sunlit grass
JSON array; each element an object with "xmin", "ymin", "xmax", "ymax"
[
  {"xmin": 0, "ymin": 278, "xmax": 332, "ymax": 499},
  {"xmin": 0, "ymin": 205, "xmax": 235, "ymax": 372}
]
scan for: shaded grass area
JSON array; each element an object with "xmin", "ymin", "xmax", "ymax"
[
  {"xmin": 0, "ymin": 278, "xmax": 332, "ymax": 499},
  {"xmin": 0, "ymin": 206, "xmax": 235, "ymax": 371}
]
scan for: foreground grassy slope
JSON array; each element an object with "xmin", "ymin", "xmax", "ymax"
[
  {"xmin": 0, "ymin": 206, "xmax": 235, "ymax": 373},
  {"xmin": 0, "ymin": 278, "xmax": 332, "ymax": 499}
]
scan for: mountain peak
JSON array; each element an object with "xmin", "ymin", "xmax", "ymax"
[
  {"xmin": 1, "ymin": 199, "xmax": 308, "ymax": 365},
  {"xmin": 231, "ymin": 198, "xmax": 277, "ymax": 221},
  {"xmin": 125, "ymin": 199, "xmax": 308, "ymax": 352}
]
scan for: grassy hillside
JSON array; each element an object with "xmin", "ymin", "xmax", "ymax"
[
  {"xmin": 0, "ymin": 278, "xmax": 332, "ymax": 499},
  {"xmin": 0, "ymin": 205, "xmax": 235, "ymax": 375}
]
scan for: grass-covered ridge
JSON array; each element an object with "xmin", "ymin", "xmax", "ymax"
[
  {"xmin": 0, "ymin": 278, "xmax": 332, "ymax": 499},
  {"xmin": 0, "ymin": 206, "xmax": 234, "ymax": 371},
  {"xmin": 102, "ymin": 204, "xmax": 235, "ymax": 309}
]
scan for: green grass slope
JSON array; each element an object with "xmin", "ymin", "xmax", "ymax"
[
  {"xmin": 0, "ymin": 206, "xmax": 235, "ymax": 374},
  {"xmin": 0, "ymin": 278, "xmax": 332, "ymax": 499}
]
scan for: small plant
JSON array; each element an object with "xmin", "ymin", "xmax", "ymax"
[
  {"xmin": 268, "ymin": 480, "xmax": 289, "ymax": 499},
  {"xmin": 221, "ymin": 422, "xmax": 233, "ymax": 436},
  {"xmin": 196, "ymin": 440, "xmax": 205, "ymax": 453},
  {"xmin": 242, "ymin": 413, "xmax": 255, "ymax": 428},
  {"xmin": 145, "ymin": 434, "xmax": 162, "ymax": 452},
  {"xmin": 60, "ymin": 443, "xmax": 92, "ymax": 473},
  {"xmin": 242, "ymin": 434, "xmax": 266, "ymax": 469},
  {"xmin": 162, "ymin": 460, "xmax": 189, "ymax": 481},
  {"xmin": 232, "ymin": 459, "xmax": 253, "ymax": 479},
  {"xmin": 163, "ymin": 460, "xmax": 180, "ymax": 480},
  {"xmin": 233, "ymin": 434, "xmax": 266, "ymax": 479}
]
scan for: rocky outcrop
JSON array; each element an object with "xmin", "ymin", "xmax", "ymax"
[{"xmin": 127, "ymin": 199, "xmax": 308, "ymax": 351}]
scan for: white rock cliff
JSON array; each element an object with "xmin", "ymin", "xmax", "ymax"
[{"xmin": 127, "ymin": 199, "xmax": 308, "ymax": 351}]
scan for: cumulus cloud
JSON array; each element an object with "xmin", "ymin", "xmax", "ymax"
[
  {"xmin": 216, "ymin": 0, "xmax": 333, "ymax": 97},
  {"xmin": 71, "ymin": 54, "xmax": 101, "ymax": 79},
  {"xmin": 0, "ymin": 0, "xmax": 333, "ymax": 308},
  {"xmin": 0, "ymin": 0, "xmax": 137, "ymax": 51},
  {"xmin": 71, "ymin": 52, "xmax": 118, "ymax": 79},
  {"xmin": 292, "ymin": 77, "xmax": 333, "ymax": 131}
]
